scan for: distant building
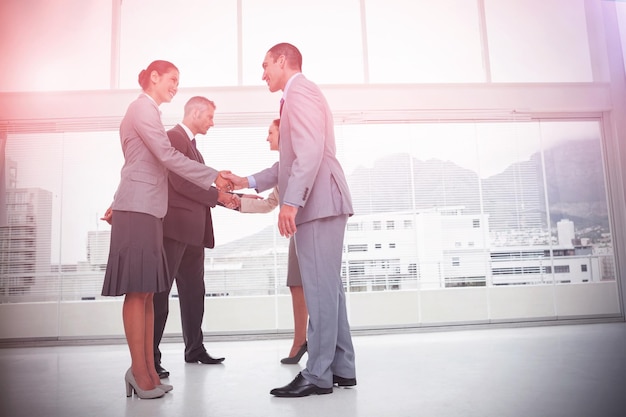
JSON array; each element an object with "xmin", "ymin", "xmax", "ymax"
[
  {"xmin": 66, "ymin": 208, "xmax": 615, "ymax": 301},
  {"xmin": 87, "ymin": 230, "xmax": 110, "ymax": 270},
  {"xmin": 343, "ymin": 210, "xmax": 612, "ymax": 290},
  {"xmin": 0, "ymin": 187, "xmax": 53, "ymax": 296},
  {"xmin": 343, "ymin": 208, "xmax": 491, "ymax": 290},
  {"xmin": 557, "ymin": 219, "xmax": 575, "ymax": 246}
]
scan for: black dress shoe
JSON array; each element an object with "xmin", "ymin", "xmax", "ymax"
[
  {"xmin": 270, "ymin": 372, "xmax": 333, "ymax": 397},
  {"xmin": 333, "ymin": 374, "xmax": 357, "ymax": 387},
  {"xmin": 155, "ymin": 363, "xmax": 170, "ymax": 379},
  {"xmin": 185, "ymin": 351, "xmax": 225, "ymax": 364}
]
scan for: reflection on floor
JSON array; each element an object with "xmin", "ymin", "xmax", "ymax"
[{"xmin": 1, "ymin": 322, "xmax": 625, "ymax": 417}]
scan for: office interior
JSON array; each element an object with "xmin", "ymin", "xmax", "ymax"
[{"xmin": 1, "ymin": 1, "xmax": 626, "ymax": 416}]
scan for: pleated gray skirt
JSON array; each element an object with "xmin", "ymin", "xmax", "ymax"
[{"xmin": 101, "ymin": 210, "xmax": 169, "ymax": 296}]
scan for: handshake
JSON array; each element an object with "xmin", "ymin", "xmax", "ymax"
[{"xmin": 214, "ymin": 170, "xmax": 261, "ymax": 211}]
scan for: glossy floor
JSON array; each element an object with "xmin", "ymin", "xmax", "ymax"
[{"xmin": 1, "ymin": 322, "xmax": 625, "ymax": 417}]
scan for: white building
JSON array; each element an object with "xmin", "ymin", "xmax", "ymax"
[
  {"xmin": 343, "ymin": 208, "xmax": 491, "ymax": 291},
  {"xmin": 344, "ymin": 209, "xmax": 608, "ymax": 290},
  {"xmin": 0, "ymin": 187, "xmax": 53, "ymax": 298}
]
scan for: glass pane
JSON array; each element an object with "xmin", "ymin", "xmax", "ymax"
[
  {"xmin": 617, "ymin": 1, "xmax": 626, "ymax": 77},
  {"xmin": 119, "ymin": 0, "xmax": 238, "ymax": 88},
  {"xmin": 0, "ymin": 0, "xmax": 111, "ymax": 92},
  {"xmin": 365, "ymin": 0, "xmax": 484, "ymax": 83},
  {"xmin": 337, "ymin": 120, "xmax": 613, "ymax": 291},
  {"xmin": 241, "ymin": 0, "xmax": 364, "ymax": 85},
  {"xmin": 1, "ymin": 119, "xmax": 616, "ymax": 329},
  {"xmin": 485, "ymin": 0, "xmax": 593, "ymax": 82},
  {"xmin": 1, "ymin": 133, "xmax": 62, "ymax": 301}
]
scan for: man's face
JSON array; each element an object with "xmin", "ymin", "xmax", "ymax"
[
  {"xmin": 195, "ymin": 106, "xmax": 215, "ymax": 135},
  {"xmin": 262, "ymin": 52, "xmax": 283, "ymax": 93}
]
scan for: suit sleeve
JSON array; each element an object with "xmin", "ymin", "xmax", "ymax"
[
  {"xmin": 252, "ymin": 162, "xmax": 279, "ymax": 193},
  {"xmin": 240, "ymin": 187, "xmax": 279, "ymax": 213},
  {"xmin": 167, "ymin": 129, "xmax": 218, "ymax": 207},
  {"xmin": 131, "ymin": 99, "xmax": 219, "ymax": 189},
  {"xmin": 281, "ymin": 81, "xmax": 325, "ymax": 207}
]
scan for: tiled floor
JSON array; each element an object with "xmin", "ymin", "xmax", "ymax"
[{"xmin": 1, "ymin": 322, "xmax": 625, "ymax": 417}]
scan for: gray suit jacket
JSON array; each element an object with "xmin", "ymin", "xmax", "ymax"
[
  {"xmin": 253, "ymin": 75, "xmax": 353, "ymax": 225},
  {"xmin": 112, "ymin": 94, "xmax": 218, "ymax": 218}
]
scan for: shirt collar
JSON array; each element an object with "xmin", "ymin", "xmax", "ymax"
[
  {"xmin": 141, "ymin": 92, "xmax": 158, "ymax": 106},
  {"xmin": 282, "ymin": 72, "xmax": 302, "ymax": 102},
  {"xmin": 179, "ymin": 123, "xmax": 194, "ymax": 141}
]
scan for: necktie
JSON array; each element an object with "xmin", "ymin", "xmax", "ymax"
[
  {"xmin": 279, "ymin": 98, "xmax": 284, "ymax": 116},
  {"xmin": 189, "ymin": 138, "xmax": 201, "ymax": 161}
]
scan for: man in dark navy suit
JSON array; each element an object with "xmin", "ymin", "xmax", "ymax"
[{"xmin": 153, "ymin": 96, "xmax": 235, "ymax": 378}]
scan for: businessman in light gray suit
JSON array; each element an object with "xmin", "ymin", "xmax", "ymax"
[{"xmin": 225, "ymin": 43, "xmax": 357, "ymax": 397}]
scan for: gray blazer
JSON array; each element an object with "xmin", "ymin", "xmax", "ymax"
[
  {"xmin": 112, "ymin": 94, "xmax": 218, "ymax": 219},
  {"xmin": 253, "ymin": 75, "xmax": 353, "ymax": 225}
]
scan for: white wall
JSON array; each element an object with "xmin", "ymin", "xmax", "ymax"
[{"xmin": 0, "ymin": 282, "xmax": 620, "ymax": 340}]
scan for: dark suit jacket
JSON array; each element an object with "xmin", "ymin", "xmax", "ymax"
[{"xmin": 162, "ymin": 124, "xmax": 218, "ymax": 248}]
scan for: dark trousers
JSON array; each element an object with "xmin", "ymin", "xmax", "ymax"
[{"xmin": 153, "ymin": 237, "xmax": 206, "ymax": 364}]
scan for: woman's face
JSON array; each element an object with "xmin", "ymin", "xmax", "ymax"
[
  {"xmin": 151, "ymin": 68, "xmax": 179, "ymax": 105},
  {"xmin": 267, "ymin": 123, "xmax": 279, "ymax": 151}
]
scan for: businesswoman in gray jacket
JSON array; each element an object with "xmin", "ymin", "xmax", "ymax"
[{"xmin": 101, "ymin": 60, "xmax": 230, "ymax": 399}]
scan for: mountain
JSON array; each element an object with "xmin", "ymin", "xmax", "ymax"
[
  {"xmin": 347, "ymin": 138, "xmax": 608, "ymax": 232},
  {"xmin": 213, "ymin": 138, "xmax": 608, "ymax": 251},
  {"xmin": 534, "ymin": 139, "xmax": 608, "ymax": 229}
]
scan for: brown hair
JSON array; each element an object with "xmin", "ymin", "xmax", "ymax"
[
  {"xmin": 137, "ymin": 60, "xmax": 178, "ymax": 91},
  {"xmin": 267, "ymin": 43, "xmax": 302, "ymax": 71}
]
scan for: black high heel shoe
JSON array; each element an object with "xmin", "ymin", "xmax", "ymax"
[{"xmin": 280, "ymin": 342, "xmax": 307, "ymax": 364}]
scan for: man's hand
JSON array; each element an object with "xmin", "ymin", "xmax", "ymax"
[
  {"xmin": 220, "ymin": 172, "xmax": 249, "ymax": 190},
  {"xmin": 215, "ymin": 170, "xmax": 234, "ymax": 192},
  {"xmin": 218, "ymin": 191, "xmax": 240, "ymax": 210},
  {"xmin": 278, "ymin": 205, "xmax": 298, "ymax": 238}
]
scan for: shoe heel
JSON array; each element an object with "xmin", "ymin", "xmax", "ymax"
[
  {"xmin": 124, "ymin": 368, "xmax": 165, "ymax": 399},
  {"xmin": 281, "ymin": 341, "xmax": 308, "ymax": 364}
]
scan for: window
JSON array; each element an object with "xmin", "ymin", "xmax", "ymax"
[
  {"xmin": 120, "ymin": 0, "xmax": 238, "ymax": 88},
  {"xmin": 581, "ymin": 264, "xmax": 588, "ymax": 272},
  {"xmin": 485, "ymin": 0, "xmax": 593, "ymax": 82},
  {"xmin": 0, "ymin": 0, "xmax": 112, "ymax": 92},
  {"xmin": 348, "ymin": 244, "xmax": 368, "ymax": 252},
  {"xmin": 347, "ymin": 222, "xmax": 360, "ymax": 231},
  {"xmin": 366, "ymin": 0, "xmax": 483, "ymax": 82}
]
